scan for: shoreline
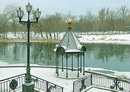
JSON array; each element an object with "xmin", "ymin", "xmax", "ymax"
[
  {"xmin": 80, "ymin": 40, "xmax": 130, "ymax": 45},
  {"xmin": 0, "ymin": 38, "xmax": 130, "ymax": 45},
  {"xmin": 1, "ymin": 33, "xmax": 130, "ymax": 45},
  {"xmin": 0, "ymin": 38, "xmax": 60, "ymax": 43}
]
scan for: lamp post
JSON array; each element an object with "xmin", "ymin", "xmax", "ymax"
[{"xmin": 17, "ymin": 3, "xmax": 41, "ymax": 92}]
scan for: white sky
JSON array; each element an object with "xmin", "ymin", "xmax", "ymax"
[{"xmin": 0, "ymin": 0, "xmax": 130, "ymax": 16}]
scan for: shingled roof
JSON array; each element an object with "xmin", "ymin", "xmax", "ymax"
[{"xmin": 54, "ymin": 29, "xmax": 86, "ymax": 53}]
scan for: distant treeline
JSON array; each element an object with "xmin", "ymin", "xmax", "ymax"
[{"xmin": 0, "ymin": 4, "xmax": 130, "ymax": 39}]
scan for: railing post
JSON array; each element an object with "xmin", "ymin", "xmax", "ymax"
[
  {"xmin": 90, "ymin": 74, "xmax": 92, "ymax": 85},
  {"xmin": 46, "ymin": 81, "xmax": 48, "ymax": 92},
  {"xmin": 115, "ymin": 78, "xmax": 118, "ymax": 90},
  {"xmin": 62, "ymin": 87, "xmax": 63, "ymax": 92},
  {"xmin": 0, "ymin": 83, "xmax": 2, "ymax": 91},
  {"xmin": 73, "ymin": 82, "xmax": 74, "ymax": 92}
]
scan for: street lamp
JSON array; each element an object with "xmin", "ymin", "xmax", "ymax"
[{"xmin": 17, "ymin": 3, "xmax": 41, "ymax": 92}]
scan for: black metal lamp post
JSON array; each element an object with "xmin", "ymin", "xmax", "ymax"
[{"xmin": 17, "ymin": 3, "xmax": 41, "ymax": 92}]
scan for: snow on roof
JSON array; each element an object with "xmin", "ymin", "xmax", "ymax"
[
  {"xmin": 54, "ymin": 29, "xmax": 86, "ymax": 53},
  {"xmin": 65, "ymin": 49, "xmax": 81, "ymax": 52}
]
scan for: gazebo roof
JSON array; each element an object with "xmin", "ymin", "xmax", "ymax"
[{"xmin": 54, "ymin": 29, "xmax": 86, "ymax": 53}]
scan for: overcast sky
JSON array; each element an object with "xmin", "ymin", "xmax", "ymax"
[{"xmin": 0, "ymin": 0, "xmax": 130, "ymax": 16}]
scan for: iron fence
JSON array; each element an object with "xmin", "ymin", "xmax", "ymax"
[
  {"xmin": 31, "ymin": 75, "xmax": 64, "ymax": 92},
  {"xmin": 0, "ymin": 74, "xmax": 25, "ymax": 92},
  {"xmin": 73, "ymin": 75, "xmax": 91, "ymax": 92},
  {"xmin": 91, "ymin": 74, "xmax": 130, "ymax": 91},
  {"xmin": 0, "ymin": 73, "xmax": 63, "ymax": 92},
  {"xmin": 73, "ymin": 72, "xmax": 130, "ymax": 92}
]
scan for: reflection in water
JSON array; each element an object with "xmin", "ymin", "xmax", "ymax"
[
  {"xmin": 85, "ymin": 44, "xmax": 130, "ymax": 62},
  {"xmin": 84, "ymin": 43, "xmax": 130, "ymax": 71},
  {"xmin": 0, "ymin": 42, "xmax": 56, "ymax": 65},
  {"xmin": 31, "ymin": 42, "xmax": 56, "ymax": 65},
  {"xmin": 0, "ymin": 42, "xmax": 130, "ymax": 71}
]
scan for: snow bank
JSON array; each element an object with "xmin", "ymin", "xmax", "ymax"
[{"xmin": 78, "ymin": 34, "xmax": 130, "ymax": 44}]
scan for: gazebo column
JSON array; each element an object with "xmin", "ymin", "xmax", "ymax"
[
  {"xmin": 77, "ymin": 54, "xmax": 79, "ymax": 78},
  {"xmin": 57, "ymin": 54, "xmax": 59, "ymax": 76},
  {"xmin": 62, "ymin": 54, "xmax": 64, "ymax": 72},
  {"xmin": 55, "ymin": 53, "xmax": 57, "ymax": 74},
  {"xmin": 66, "ymin": 54, "xmax": 68, "ymax": 78},
  {"xmin": 83, "ymin": 53, "xmax": 85, "ymax": 75},
  {"xmin": 80, "ymin": 53, "xmax": 82, "ymax": 73},
  {"xmin": 72, "ymin": 54, "xmax": 73, "ymax": 71},
  {"xmin": 56, "ymin": 53, "xmax": 59, "ymax": 76}
]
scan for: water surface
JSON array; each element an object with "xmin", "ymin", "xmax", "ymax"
[{"xmin": 0, "ymin": 42, "xmax": 130, "ymax": 71}]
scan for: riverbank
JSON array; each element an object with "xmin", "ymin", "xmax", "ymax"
[
  {"xmin": 1, "ymin": 33, "xmax": 130, "ymax": 44},
  {"xmin": 0, "ymin": 38, "xmax": 59, "ymax": 43}
]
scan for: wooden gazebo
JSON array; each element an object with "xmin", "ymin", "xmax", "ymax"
[{"xmin": 54, "ymin": 19, "xmax": 86, "ymax": 78}]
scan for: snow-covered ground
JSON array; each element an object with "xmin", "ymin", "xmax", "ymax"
[
  {"xmin": 78, "ymin": 34, "xmax": 130, "ymax": 44},
  {"xmin": 87, "ymin": 88, "xmax": 111, "ymax": 92},
  {"xmin": 0, "ymin": 63, "xmax": 130, "ymax": 92}
]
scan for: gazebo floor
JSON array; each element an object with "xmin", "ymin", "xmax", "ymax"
[{"xmin": 57, "ymin": 69, "xmax": 87, "ymax": 79}]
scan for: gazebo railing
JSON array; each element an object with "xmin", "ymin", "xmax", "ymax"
[
  {"xmin": 0, "ymin": 73, "xmax": 63, "ymax": 92},
  {"xmin": 73, "ymin": 71, "xmax": 130, "ymax": 92}
]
